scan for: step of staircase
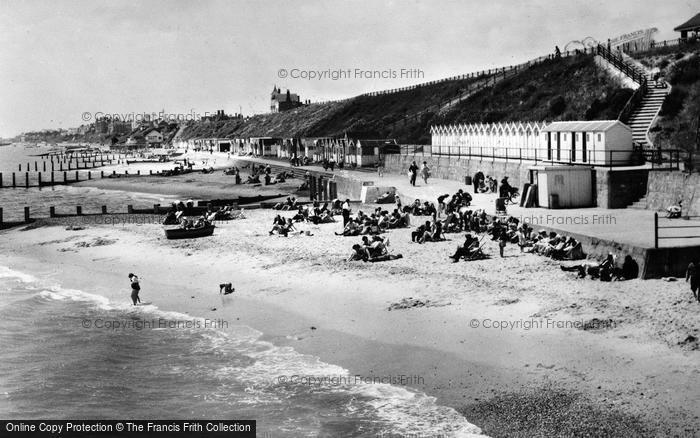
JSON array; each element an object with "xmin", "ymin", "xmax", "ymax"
[{"xmin": 628, "ymin": 196, "xmax": 648, "ymax": 210}]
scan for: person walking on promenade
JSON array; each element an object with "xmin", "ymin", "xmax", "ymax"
[
  {"xmin": 128, "ymin": 273, "xmax": 141, "ymax": 305},
  {"xmin": 409, "ymin": 161, "xmax": 418, "ymax": 186},
  {"xmin": 686, "ymin": 260, "xmax": 700, "ymax": 302},
  {"xmin": 420, "ymin": 161, "xmax": 430, "ymax": 184}
]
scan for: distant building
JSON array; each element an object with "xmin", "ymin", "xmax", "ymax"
[
  {"xmin": 143, "ymin": 128, "xmax": 163, "ymax": 148},
  {"xmin": 674, "ymin": 12, "xmax": 700, "ymax": 40},
  {"xmin": 270, "ymin": 86, "xmax": 303, "ymax": 113},
  {"xmin": 108, "ymin": 120, "xmax": 132, "ymax": 135}
]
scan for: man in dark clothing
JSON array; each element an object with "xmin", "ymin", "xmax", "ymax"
[
  {"xmin": 342, "ymin": 199, "xmax": 351, "ymax": 227},
  {"xmin": 473, "ymin": 171, "xmax": 484, "ymax": 193},
  {"xmin": 449, "ymin": 233, "xmax": 478, "ymax": 262},
  {"xmin": 686, "ymin": 260, "xmax": 700, "ymax": 302},
  {"xmin": 409, "ymin": 161, "xmax": 418, "ymax": 186},
  {"xmin": 499, "ymin": 176, "xmax": 513, "ymax": 199},
  {"xmin": 411, "ymin": 221, "xmax": 429, "ymax": 242}
]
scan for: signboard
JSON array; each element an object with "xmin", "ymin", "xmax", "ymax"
[{"xmin": 608, "ymin": 28, "xmax": 658, "ymax": 51}]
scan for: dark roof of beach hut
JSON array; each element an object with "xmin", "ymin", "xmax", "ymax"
[{"xmin": 674, "ymin": 12, "xmax": 700, "ymax": 32}]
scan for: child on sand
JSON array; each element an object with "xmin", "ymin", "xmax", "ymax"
[{"xmin": 128, "ymin": 273, "xmax": 141, "ymax": 305}]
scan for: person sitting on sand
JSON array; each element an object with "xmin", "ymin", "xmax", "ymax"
[
  {"xmin": 335, "ymin": 219, "xmax": 361, "ymax": 237},
  {"xmin": 348, "ymin": 244, "xmax": 368, "ymax": 262},
  {"xmin": 448, "ymin": 233, "xmax": 479, "ymax": 262},
  {"xmin": 617, "ymin": 255, "xmax": 639, "ymax": 280},
  {"xmin": 376, "ymin": 191, "xmax": 395, "ymax": 204},
  {"xmin": 282, "ymin": 197, "xmax": 298, "ymax": 211},
  {"xmin": 244, "ymin": 174, "xmax": 260, "ymax": 184},
  {"xmin": 422, "ymin": 220, "xmax": 443, "ymax": 243},
  {"xmin": 412, "ymin": 221, "xmax": 431, "ymax": 243},
  {"xmin": 219, "ymin": 283, "xmax": 235, "ymax": 295},
  {"xmin": 292, "ymin": 205, "xmax": 309, "ymax": 222}
]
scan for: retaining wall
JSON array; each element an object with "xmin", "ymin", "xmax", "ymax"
[
  {"xmin": 384, "ymin": 155, "xmax": 651, "ymax": 209},
  {"xmin": 645, "ymin": 172, "xmax": 700, "ymax": 215}
]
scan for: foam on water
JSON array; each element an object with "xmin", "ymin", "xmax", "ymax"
[
  {"xmin": 0, "ymin": 265, "xmax": 39, "ymax": 283},
  {"xmin": 2, "ymin": 265, "xmax": 486, "ymax": 436}
]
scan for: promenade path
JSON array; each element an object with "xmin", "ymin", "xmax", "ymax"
[{"xmin": 230, "ymin": 154, "xmax": 700, "ymax": 249}]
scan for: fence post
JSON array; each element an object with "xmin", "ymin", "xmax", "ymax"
[{"xmin": 654, "ymin": 212, "xmax": 659, "ymax": 249}]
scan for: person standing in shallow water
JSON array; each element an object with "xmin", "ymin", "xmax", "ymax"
[{"xmin": 129, "ymin": 273, "xmax": 141, "ymax": 305}]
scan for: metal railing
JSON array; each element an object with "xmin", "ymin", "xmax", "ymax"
[
  {"xmin": 654, "ymin": 213, "xmax": 700, "ymax": 248},
  {"xmin": 596, "ymin": 44, "xmax": 647, "ymax": 85},
  {"xmin": 399, "ymin": 145, "xmax": 684, "ymax": 169}
]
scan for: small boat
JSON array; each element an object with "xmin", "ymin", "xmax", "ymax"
[{"xmin": 164, "ymin": 224, "xmax": 215, "ymax": 239}]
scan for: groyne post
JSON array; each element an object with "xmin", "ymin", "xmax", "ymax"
[
  {"xmin": 75, "ymin": 171, "xmax": 79, "ymax": 182},
  {"xmin": 0, "ymin": 208, "xmax": 3, "ymax": 225},
  {"xmin": 101, "ymin": 206, "xmax": 107, "ymax": 214},
  {"xmin": 127, "ymin": 205, "xmax": 133, "ymax": 214},
  {"xmin": 25, "ymin": 173, "xmax": 29, "ymax": 188},
  {"xmin": 24, "ymin": 207, "xmax": 30, "ymax": 223},
  {"xmin": 38, "ymin": 173, "xmax": 42, "ymax": 186},
  {"xmin": 0, "ymin": 172, "xmax": 3, "ymax": 188},
  {"xmin": 76, "ymin": 206, "xmax": 82, "ymax": 216},
  {"xmin": 49, "ymin": 207, "xmax": 55, "ymax": 218},
  {"xmin": 153, "ymin": 204, "xmax": 160, "ymax": 214},
  {"xmin": 63, "ymin": 171, "xmax": 67, "ymax": 182}
]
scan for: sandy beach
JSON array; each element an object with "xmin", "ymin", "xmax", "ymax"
[{"xmin": 1, "ymin": 199, "xmax": 698, "ymax": 436}]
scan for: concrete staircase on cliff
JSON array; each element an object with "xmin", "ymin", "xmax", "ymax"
[
  {"xmin": 627, "ymin": 86, "xmax": 669, "ymax": 149},
  {"xmin": 595, "ymin": 45, "xmax": 670, "ymax": 150}
]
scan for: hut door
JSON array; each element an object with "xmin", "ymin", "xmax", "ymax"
[
  {"xmin": 556, "ymin": 132, "xmax": 561, "ymax": 161},
  {"xmin": 582, "ymin": 133, "xmax": 587, "ymax": 163},
  {"xmin": 529, "ymin": 169, "xmax": 538, "ymax": 185},
  {"xmin": 571, "ymin": 132, "xmax": 576, "ymax": 162}
]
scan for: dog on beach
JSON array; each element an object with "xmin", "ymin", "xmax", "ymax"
[{"xmin": 219, "ymin": 283, "xmax": 235, "ymax": 295}]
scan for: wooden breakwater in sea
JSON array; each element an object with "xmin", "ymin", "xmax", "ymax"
[{"xmin": 0, "ymin": 152, "xmax": 177, "ymax": 188}]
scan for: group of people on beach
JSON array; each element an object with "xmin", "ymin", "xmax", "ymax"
[
  {"xmin": 336, "ymin": 203, "xmax": 410, "ymax": 237},
  {"xmin": 561, "ymin": 253, "xmax": 639, "ymax": 281},
  {"xmin": 288, "ymin": 154, "xmax": 312, "ymax": 167},
  {"xmin": 348, "ymin": 235, "xmax": 403, "ymax": 262},
  {"xmin": 290, "ymin": 201, "xmax": 336, "ymax": 225}
]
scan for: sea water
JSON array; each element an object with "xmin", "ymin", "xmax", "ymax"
[
  {"xmin": 0, "ymin": 266, "xmax": 484, "ymax": 437},
  {"xmin": 0, "ymin": 145, "xmax": 179, "ymax": 221}
]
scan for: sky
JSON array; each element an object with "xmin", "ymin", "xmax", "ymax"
[{"xmin": 0, "ymin": 0, "xmax": 697, "ymax": 137}]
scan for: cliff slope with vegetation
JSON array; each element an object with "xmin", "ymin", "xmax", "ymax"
[{"xmin": 179, "ymin": 53, "xmax": 633, "ymax": 144}]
